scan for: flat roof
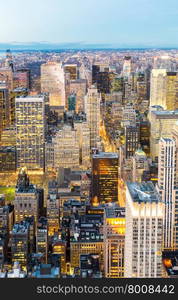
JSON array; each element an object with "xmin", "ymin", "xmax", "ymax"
[
  {"xmin": 93, "ymin": 152, "xmax": 118, "ymax": 159},
  {"xmin": 127, "ymin": 181, "xmax": 161, "ymax": 203}
]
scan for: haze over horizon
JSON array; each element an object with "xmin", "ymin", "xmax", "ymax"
[{"xmin": 0, "ymin": 0, "xmax": 178, "ymax": 48}]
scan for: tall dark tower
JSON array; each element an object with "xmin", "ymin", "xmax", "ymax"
[{"xmin": 91, "ymin": 152, "xmax": 119, "ymax": 206}]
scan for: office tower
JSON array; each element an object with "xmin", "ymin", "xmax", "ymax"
[
  {"xmin": 150, "ymin": 69, "xmax": 167, "ymax": 108},
  {"xmin": 15, "ymin": 95, "xmax": 45, "ymax": 172},
  {"xmin": 47, "ymin": 193, "xmax": 60, "ymax": 236},
  {"xmin": 74, "ymin": 121, "xmax": 90, "ymax": 168},
  {"xmin": 140, "ymin": 120, "xmax": 150, "ymax": 154},
  {"xmin": 36, "ymin": 218, "xmax": 48, "ymax": 263},
  {"xmin": 0, "ymin": 67, "xmax": 13, "ymax": 90},
  {"xmin": 150, "ymin": 70, "xmax": 178, "ymax": 110},
  {"xmin": 125, "ymin": 182, "xmax": 164, "ymax": 278},
  {"xmin": 11, "ymin": 221, "xmax": 30, "ymax": 268},
  {"xmin": 86, "ymin": 86, "xmax": 101, "ymax": 148},
  {"xmin": 92, "ymin": 64, "xmax": 111, "ymax": 95},
  {"xmin": 122, "ymin": 104, "xmax": 136, "ymax": 126},
  {"xmin": 165, "ymin": 72, "xmax": 178, "ymax": 110},
  {"xmin": 149, "ymin": 109, "xmax": 178, "ymax": 159},
  {"xmin": 63, "ymin": 63, "xmax": 79, "ymax": 80},
  {"xmin": 68, "ymin": 94, "xmax": 76, "ymax": 111},
  {"xmin": 132, "ymin": 149, "xmax": 149, "ymax": 182},
  {"xmin": 0, "ymin": 206, "xmax": 9, "ymax": 237},
  {"xmin": 124, "ymin": 124, "xmax": 140, "ymax": 159},
  {"xmin": 41, "ymin": 61, "xmax": 65, "ymax": 106},
  {"xmin": 0, "ymin": 146, "xmax": 16, "ymax": 172},
  {"xmin": 103, "ymin": 205, "xmax": 125, "ymax": 278},
  {"xmin": 136, "ymin": 75, "xmax": 147, "ymax": 102},
  {"xmin": 172, "ymin": 123, "xmax": 178, "ymax": 250},
  {"xmin": 52, "ymin": 239, "xmax": 67, "ymax": 275},
  {"xmin": 0, "ymin": 80, "xmax": 10, "ymax": 139},
  {"xmin": 9, "ymin": 88, "xmax": 28, "ymax": 126},
  {"xmin": 14, "ymin": 169, "xmax": 39, "ymax": 224},
  {"xmin": 69, "ymin": 79, "xmax": 87, "ymax": 112},
  {"xmin": 0, "ymin": 127, "xmax": 16, "ymax": 146},
  {"xmin": 172, "ymin": 123, "xmax": 178, "ymax": 187},
  {"xmin": 123, "ymin": 56, "xmax": 132, "ymax": 77},
  {"xmin": 91, "ymin": 152, "xmax": 119, "ymax": 206},
  {"xmin": 13, "ymin": 69, "xmax": 30, "ymax": 90},
  {"xmin": 53, "ymin": 125, "xmax": 80, "ymax": 169},
  {"xmin": 157, "ymin": 138, "xmax": 177, "ymax": 250}
]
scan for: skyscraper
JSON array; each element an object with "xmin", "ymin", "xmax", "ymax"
[
  {"xmin": 86, "ymin": 86, "xmax": 101, "ymax": 149},
  {"xmin": 11, "ymin": 221, "xmax": 30, "ymax": 268},
  {"xmin": 103, "ymin": 205, "xmax": 125, "ymax": 278},
  {"xmin": 149, "ymin": 109, "xmax": 178, "ymax": 159},
  {"xmin": 53, "ymin": 125, "xmax": 80, "ymax": 169},
  {"xmin": 91, "ymin": 152, "xmax": 119, "ymax": 206},
  {"xmin": 14, "ymin": 169, "xmax": 40, "ymax": 224},
  {"xmin": 150, "ymin": 69, "xmax": 178, "ymax": 110},
  {"xmin": 157, "ymin": 138, "xmax": 177, "ymax": 250},
  {"xmin": 150, "ymin": 69, "xmax": 167, "ymax": 108},
  {"xmin": 41, "ymin": 62, "xmax": 65, "ymax": 106},
  {"xmin": 124, "ymin": 124, "xmax": 140, "ymax": 159},
  {"xmin": 15, "ymin": 95, "xmax": 45, "ymax": 172},
  {"xmin": 125, "ymin": 182, "xmax": 164, "ymax": 278},
  {"xmin": 123, "ymin": 56, "xmax": 132, "ymax": 78},
  {"xmin": 0, "ymin": 79, "xmax": 10, "ymax": 139}
]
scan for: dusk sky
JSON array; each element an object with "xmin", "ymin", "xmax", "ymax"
[{"xmin": 1, "ymin": 0, "xmax": 178, "ymax": 47}]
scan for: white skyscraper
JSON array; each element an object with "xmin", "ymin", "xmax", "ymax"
[
  {"xmin": 41, "ymin": 62, "xmax": 66, "ymax": 106},
  {"xmin": 150, "ymin": 69, "xmax": 167, "ymax": 108},
  {"xmin": 157, "ymin": 137, "xmax": 177, "ymax": 250},
  {"xmin": 86, "ymin": 85, "xmax": 101, "ymax": 149},
  {"xmin": 53, "ymin": 125, "xmax": 80, "ymax": 169},
  {"xmin": 125, "ymin": 182, "xmax": 164, "ymax": 278},
  {"xmin": 103, "ymin": 204, "xmax": 125, "ymax": 278},
  {"xmin": 15, "ymin": 96, "xmax": 45, "ymax": 172}
]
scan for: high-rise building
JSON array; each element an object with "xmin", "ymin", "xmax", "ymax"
[
  {"xmin": 91, "ymin": 152, "xmax": 118, "ymax": 206},
  {"xmin": 166, "ymin": 72, "xmax": 178, "ymax": 110},
  {"xmin": 125, "ymin": 182, "xmax": 164, "ymax": 278},
  {"xmin": 53, "ymin": 125, "xmax": 80, "ymax": 169},
  {"xmin": 69, "ymin": 79, "xmax": 87, "ymax": 112},
  {"xmin": 86, "ymin": 86, "xmax": 101, "ymax": 148},
  {"xmin": 36, "ymin": 217, "xmax": 48, "ymax": 263},
  {"xmin": 123, "ymin": 56, "xmax": 132, "ymax": 78},
  {"xmin": 41, "ymin": 62, "xmax": 65, "ymax": 106},
  {"xmin": 47, "ymin": 193, "xmax": 60, "ymax": 236},
  {"xmin": 157, "ymin": 138, "xmax": 177, "ymax": 250},
  {"xmin": 9, "ymin": 88, "xmax": 28, "ymax": 126},
  {"xmin": 150, "ymin": 69, "xmax": 178, "ymax": 110},
  {"xmin": 74, "ymin": 121, "xmax": 90, "ymax": 169},
  {"xmin": 11, "ymin": 221, "xmax": 30, "ymax": 268},
  {"xmin": 63, "ymin": 63, "xmax": 79, "ymax": 80},
  {"xmin": 132, "ymin": 149, "xmax": 149, "ymax": 182},
  {"xmin": 14, "ymin": 169, "xmax": 40, "ymax": 224},
  {"xmin": 149, "ymin": 109, "xmax": 178, "ymax": 159},
  {"xmin": 13, "ymin": 69, "xmax": 30, "ymax": 90},
  {"xmin": 15, "ymin": 95, "xmax": 45, "ymax": 172},
  {"xmin": 103, "ymin": 205, "xmax": 125, "ymax": 278},
  {"xmin": 0, "ymin": 80, "xmax": 10, "ymax": 139},
  {"xmin": 150, "ymin": 69, "xmax": 167, "ymax": 108},
  {"xmin": 124, "ymin": 124, "xmax": 140, "ymax": 159},
  {"xmin": 92, "ymin": 64, "xmax": 111, "ymax": 96}
]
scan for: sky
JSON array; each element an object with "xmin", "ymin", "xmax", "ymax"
[{"xmin": 0, "ymin": 0, "xmax": 178, "ymax": 47}]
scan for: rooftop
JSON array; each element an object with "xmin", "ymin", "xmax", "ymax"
[
  {"xmin": 93, "ymin": 152, "xmax": 118, "ymax": 159},
  {"xmin": 127, "ymin": 181, "xmax": 161, "ymax": 203}
]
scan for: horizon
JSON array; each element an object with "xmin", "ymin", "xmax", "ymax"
[{"xmin": 1, "ymin": 0, "xmax": 178, "ymax": 47}]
